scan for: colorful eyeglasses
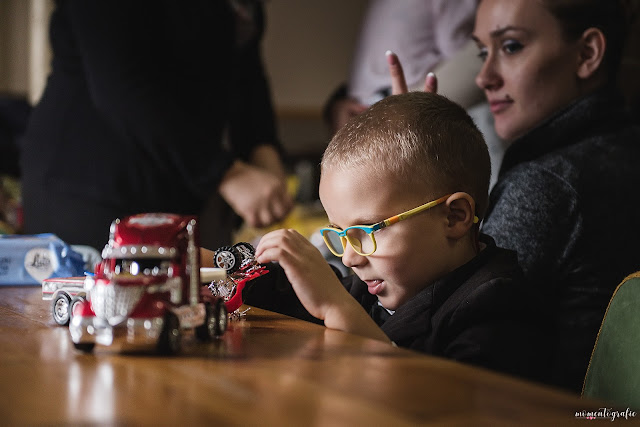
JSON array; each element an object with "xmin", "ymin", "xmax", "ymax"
[{"xmin": 320, "ymin": 194, "xmax": 478, "ymax": 257}]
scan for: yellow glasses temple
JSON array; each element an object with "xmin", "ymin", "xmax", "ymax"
[
  {"xmin": 382, "ymin": 194, "xmax": 480, "ymax": 226},
  {"xmin": 383, "ymin": 195, "xmax": 450, "ymax": 226}
]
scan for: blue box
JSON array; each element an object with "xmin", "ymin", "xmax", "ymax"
[{"xmin": 0, "ymin": 234, "xmax": 85, "ymax": 285}]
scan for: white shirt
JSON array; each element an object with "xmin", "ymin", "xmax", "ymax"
[{"xmin": 348, "ymin": 0, "xmax": 478, "ymax": 105}]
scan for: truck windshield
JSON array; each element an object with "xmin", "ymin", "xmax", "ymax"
[{"xmin": 113, "ymin": 259, "xmax": 174, "ymax": 278}]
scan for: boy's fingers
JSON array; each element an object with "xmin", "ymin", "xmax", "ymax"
[
  {"xmin": 256, "ymin": 228, "xmax": 285, "ymax": 250},
  {"xmin": 256, "ymin": 246, "xmax": 279, "ymax": 264},
  {"xmin": 424, "ymin": 72, "xmax": 438, "ymax": 93},
  {"xmin": 256, "ymin": 229, "xmax": 300, "ymax": 258},
  {"xmin": 386, "ymin": 51, "xmax": 408, "ymax": 95}
]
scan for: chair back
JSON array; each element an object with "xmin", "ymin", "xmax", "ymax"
[{"xmin": 582, "ymin": 272, "xmax": 640, "ymax": 410}]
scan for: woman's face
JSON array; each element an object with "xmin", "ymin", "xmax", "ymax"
[{"xmin": 473, "ymin": 0, "xmax": 584, "ymax": 141}]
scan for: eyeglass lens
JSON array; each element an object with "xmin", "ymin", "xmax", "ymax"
[
  {"xmin": 323, "ymin": 228, "xmax": 375, "ymax": 255},
  {"xmin": 323, "ymin": 229, "xmax": 345, "ymax": 254}
]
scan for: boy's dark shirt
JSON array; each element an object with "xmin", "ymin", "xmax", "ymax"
[{"xmin": 243, "ymin": 234, "xmax": 549, "ymax": 383}]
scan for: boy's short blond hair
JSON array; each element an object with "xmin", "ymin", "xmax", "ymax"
[{"xmin": 321, "ymin": 91, "xmax": 491, "ymax": 219}]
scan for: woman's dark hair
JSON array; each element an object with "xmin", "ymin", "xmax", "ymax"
[{"xmin": 540, "ymin": 0, "xmax": 637, "ymax": 80}]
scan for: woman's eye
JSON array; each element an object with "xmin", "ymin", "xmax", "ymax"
[
  {"xmin": 477, "ymin": 47, "xmax": 488, "ymax": 61},
  {"xmin": 502, "ymin": 40, "xmax": 523, "ymax": 54}
]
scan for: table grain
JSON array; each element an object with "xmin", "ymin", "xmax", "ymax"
[{"xmin": 0, "ymin": 286, "xmax": 606, "ymax": 426}]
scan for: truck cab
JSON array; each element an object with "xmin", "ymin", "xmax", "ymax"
[{"xmin": 69, "ymin": 213, "xmax": 227, "ymax": 354}]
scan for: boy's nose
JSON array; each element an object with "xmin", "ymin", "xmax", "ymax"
[{"xmin": 341, "ymin": 244, "xmax": 367, "ymax": 268}]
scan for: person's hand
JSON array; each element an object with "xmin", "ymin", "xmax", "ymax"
[
  {"xmin": 329, "ymin": 97, "xmax": 368, "ymax": 134},
  {"xmin": 386, "ymin": 50, "xmax": 438, "ymax": 95},
  {"xmin": 255, "ymin": 229, "xmax": 391, "ymax": 342},
  {"xmin": 218, "ymin": 160, "xmax": 293, "ymax": 228},
  {"xmin": 255, "ymin": 229, "xmax": 348, "ymax": 321}
]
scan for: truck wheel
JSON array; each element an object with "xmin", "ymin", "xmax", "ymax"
[
  {"xmin": 73, "ymin": 342, "xmax": 95, "ymax": 353},
  {"xmin": 158, "ymin": 312, "xmax": 181, "ymax": 355},
  {"xmin": 213, "ymin": 299, "xmax": 228, "ymax": 337},
  {"xmin": 195, "ymin": 303, "xmax": 214, "ymax": 341},
  {"xmin": 52, "ymin": 293, "xmax": 71, "ymax": 326},
  {"xmin": 213, "ymin": 246, "xmax": 242, "ymax": 273},
  {"xmin": 68, "ymin": 296, "xmax": 86, "ymax": 322}
]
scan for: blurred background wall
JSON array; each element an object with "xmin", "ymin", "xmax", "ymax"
[
  {"xmin": 263, "ymin": 0, "xmax": 368, "ymax": 159},
  {"xmin": 0, "ymin": 0, "xmax": 53, "ymax": 104}
]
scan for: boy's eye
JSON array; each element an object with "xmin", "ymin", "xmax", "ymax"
[{"xmin": 502, "ymin": 39, "xmax": 523, "ymax": 54}]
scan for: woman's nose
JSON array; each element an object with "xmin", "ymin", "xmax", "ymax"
[{"xmin": 475, "ymin": 54, "xmax": 502, "ymax": 91}]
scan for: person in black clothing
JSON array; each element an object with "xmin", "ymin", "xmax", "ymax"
[
  {"xmin": 388, "ymin": 0, "xmax": 640, "ymax": 392},
  {"xmin": 20, "ymin": 0, "xmax": 292, "ymax": 250},
  {"xmin": 235, "ymin": 92, "xmax": 549, "ymax": 383}
]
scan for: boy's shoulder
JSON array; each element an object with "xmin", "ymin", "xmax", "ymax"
[
  {"xmin": 387, "ymin": 234, "xmax": 549, "ymax": 381},
  {"xmin": 436, "ymin": 234, "xmax": 530, "ymax": 316}
]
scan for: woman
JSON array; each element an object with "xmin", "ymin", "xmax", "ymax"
[{"xmin": 390, "ymin": 0, "xmax": 640, "ymax": 392}]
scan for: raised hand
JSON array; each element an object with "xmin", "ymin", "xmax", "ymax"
[{"xmin": 386, "ymin": 50, "xmax": 438, "ymax": 95}]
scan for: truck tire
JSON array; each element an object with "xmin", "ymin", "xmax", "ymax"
[
  {"xmin": 73, "ymin": 342, "xmax": 95, "ymax": 353},
  {"xmin": 69, "ymin": 295, "xmax": 86, "ymax": 322},
  {"xmin": 213, "ymin": 298, "xmax": 228, "ymax": 337},
  {"xmin": 52, "ymin": 293, "xmax": 72, "ymax": 326},
  {"xmin": 213, "ymin": 246, "xmax": 242, "ymax": 273},
  {"xmin": 195, "ymin": 303, "xmax": 215, "ymax": 341},
  {"xmin": 195, "ymin": 300, "xmax": 228, "ymax": 340},
  {"xmin": 158, "ymin": 312, "xmax": 181, "ymax": 355}
]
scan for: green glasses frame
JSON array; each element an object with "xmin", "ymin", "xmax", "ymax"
[{"xmin": 320, "ymin": 194, "xmax": 479, "ymax": 257}]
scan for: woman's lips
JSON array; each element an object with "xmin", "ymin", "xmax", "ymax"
[
  {"xmin": 489, "ymin": 99, "xmax": 513, "ymax": 114},
  {"xmin": 364, "ymin": 280, "xmax": 384, "ymax": 296}
]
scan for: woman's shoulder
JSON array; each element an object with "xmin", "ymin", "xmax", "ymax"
[
  {"xmin": 493, "ymin": 161, "xmax": 579, "ymax": 207},
  {"xmin": 496, "ymin": 118, "xmax": 640, "ymax": 204},
  {"xmin": 499, "ymin": 89, "xmax": 638, "ymax": 176}
]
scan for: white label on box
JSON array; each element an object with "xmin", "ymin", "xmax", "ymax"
[{"xmin": 24, "ymin": 248, "xmax": 59, "ymax": 283}]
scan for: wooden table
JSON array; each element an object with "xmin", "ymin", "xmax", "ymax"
[{"xmin": 0, "ymin": 286, "xmax": 608, "ymax": 426}]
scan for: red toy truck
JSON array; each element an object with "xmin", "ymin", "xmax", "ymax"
[{"xmin": 69, "ymin": 213, "xmax": 228, "ymax": 354}]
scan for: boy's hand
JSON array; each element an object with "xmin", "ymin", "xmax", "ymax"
[
  {"xmin": 255, "ymin": 229, "xmax": 391, "ymax": 343},
  {"xmin": 255, "ymin": 229, "xmax": 347, "ymax": 321}
]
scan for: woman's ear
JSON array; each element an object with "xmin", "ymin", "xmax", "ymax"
[
  {"xmin": 577, "ymin": 27, "xmax": 606, "ymax": 80},
  {"xmin": 444, "ymin": 192, "xmax": 476, "ymax": 239}
]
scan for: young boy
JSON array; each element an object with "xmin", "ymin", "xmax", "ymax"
[{"xmin": 239, "ymin": 92, "xmax": 548, "ymax": 382}]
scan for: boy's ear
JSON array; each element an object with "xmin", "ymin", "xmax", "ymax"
[
  {"xmin": 444, "ymin": 192, "xmax": 476, "ymax": 239},
  {"xmin": 577, "ymin": 27, "xmax": 606, "ymax": 80}
]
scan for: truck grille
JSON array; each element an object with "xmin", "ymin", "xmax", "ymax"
[{"xmin": 90, "ymin": 283, "xmax": 145, "ymax": 323}]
